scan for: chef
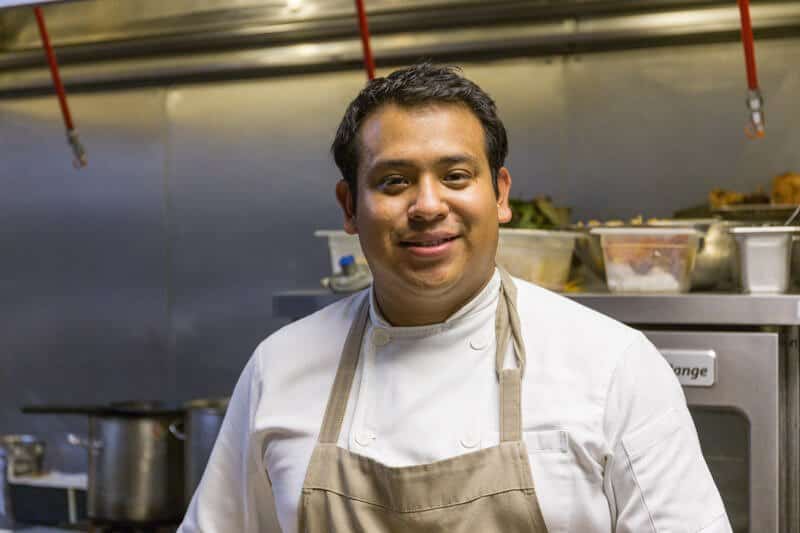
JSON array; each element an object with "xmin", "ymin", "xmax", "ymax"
[{"xmin": 179, "ymin": 62, "xmax": 731, "ymax": 532}]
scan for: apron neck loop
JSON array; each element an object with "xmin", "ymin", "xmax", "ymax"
[{"xmin": 317, "ymin": 267, "xmax": 526, "ymax": 445}]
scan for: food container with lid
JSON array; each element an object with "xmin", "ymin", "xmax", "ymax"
[
  {"xmin": 590, "ymin": 227, "xmax": 701, "ymax": 293},
  {"xmin": 314, "ymin": 230, "xmax": 370, "ymax": 275},
  {"xmin": 729, "ymin": 226, "xmax": 800, "ymax": 293},
  {"xmin": 648, "ymin": 218, "xmax": 741, "ymax": 290},
  {"xmin": 496, "ymin": 228, "xmax": 581, "ymax": 291}
]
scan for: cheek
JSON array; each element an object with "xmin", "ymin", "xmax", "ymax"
[
  {"xmin": 458, "ymin": 191, "xmax": 499, "ymax": 226},
  {"xmin": 363, "ymin": 196, "xmax": 405, "ymax": 223},
  {"xmin": 358, "ymin": 202, "xmax": 401, "ymax": 245}
]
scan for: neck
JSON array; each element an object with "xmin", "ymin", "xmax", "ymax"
[{"xmin": 373, "ymin": 269, "xmax": 495, "ymax": 327}]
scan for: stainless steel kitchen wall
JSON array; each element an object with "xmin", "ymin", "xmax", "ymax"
[
  {"xmin": 163, "ymin": 74, "xmax": 360, "ymax": 401},
  {"xmin": 0, "ymin": 89, "xmax": 170, "ymax": 470},
  {"xmin": 1, "ymin": 37, "xmax": 799, "ymax": 470}
]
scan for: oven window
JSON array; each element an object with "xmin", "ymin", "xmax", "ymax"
[{"xmin": 690, "ymin": 406, "xmax": 750, "ymax": 533}]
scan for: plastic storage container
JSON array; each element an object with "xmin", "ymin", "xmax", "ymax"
[
  {"xmin": 590, "ymin": 227, "xmax": 701, "ymax": 293},
  {"xmin": 496, "ymin": 229, "xmax": 580, "ymax": 291},
  {"xmin": 314, "ymin": 230, "xmax": 369, "ymax": 274},
  {"xmin": 730, "ymin": 226, "xmax": 800, "ymax": 293}
]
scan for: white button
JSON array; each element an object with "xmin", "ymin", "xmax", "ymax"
[
  {"xmin": 373, "ymin": 329, "xmax": 391, "ymax": 347},
  {"xmin": 469, "ymin": 336, "xmax": 488, "ymax": 350},
  {"xmin": 460, "ymin": 431, "xmax": 480, "ymax": 449},
  {"xmin": 355, "ymin": 430, "xmax": 375, "ymax": 447}
]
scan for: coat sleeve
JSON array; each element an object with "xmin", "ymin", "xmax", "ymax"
[
  {"xmin": 603, "ymin": 333, "xmax": 732, "ymax": 533},
  {"xmin": 177, "ymin": 351, "xmax": 281, "ymax": 533}
]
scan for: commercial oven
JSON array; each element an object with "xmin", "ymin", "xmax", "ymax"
[
  {"xmin": 569, "ymin": 293, "xmax": 800, "ymax": 533},
  {"xmin": 273, "ymin": 290, "xmax": 800, "ymax": 533},
  {"xmin": 644, "ymin": 330, "xmax": 780, "ymax": 532}
]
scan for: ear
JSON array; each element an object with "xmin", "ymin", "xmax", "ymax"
[
  {"xmin": 335, "ymin": 180, "xmax": 358, "ymax": 234},
  {"xmin": 496, "ymin": 167, "xmax": 512, "ymax": 224}
]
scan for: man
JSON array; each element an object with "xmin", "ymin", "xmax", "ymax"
[{"xmin": 179, "ymin": 63, "xmax": 731, "ymax": 532}]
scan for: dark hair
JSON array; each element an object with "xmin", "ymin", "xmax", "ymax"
[{"xmin": 331, "ymin": 62, "xmax": 508, "ymax": 205}]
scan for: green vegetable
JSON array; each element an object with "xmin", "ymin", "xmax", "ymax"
[{"xmin": 504, "ymin": 196, "xmax": 571, "ymax": 229}]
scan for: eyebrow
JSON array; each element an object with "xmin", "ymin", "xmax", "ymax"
[{"xmin": 369, "ymin": 154, "xmax": 480, "ymax": 172}]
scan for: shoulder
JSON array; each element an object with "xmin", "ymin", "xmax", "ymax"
[
  {"xmin": 510, "ymin": 277, "xmax": 663, "ymax": 419},
  {"xmin": 252, "ymin": 289, "xmax": 368, "ymax": 384},
  {"xmin": 511, "ymin": 276, "xmax": 641, "ymax": 366}
]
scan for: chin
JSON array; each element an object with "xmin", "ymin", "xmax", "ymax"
[{"xmin": 401, "ymin": 265, "xmax": 463, "ymax": 293}]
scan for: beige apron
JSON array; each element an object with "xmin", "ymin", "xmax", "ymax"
[{"xmin": 297, "ymin": 268, "xmax": 549, "ymax": 532}]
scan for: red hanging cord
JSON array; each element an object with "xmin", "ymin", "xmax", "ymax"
[
  {"xmin": 738, "ymin": 0, "xmax": 758, "ymax": 90},
  {"xmin": 354, "ymin": 0, "xmax": 375, "ymax": 80},
  {"xmin": 33, "ymin": 6, "xmax": 87, "ymax": 167},
  {"xmin": 737, "ymin": 0, "xmax": 765, "ymax": 138}
]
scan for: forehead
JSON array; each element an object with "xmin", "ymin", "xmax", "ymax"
[{"xmin": 357, "ymin": 102, "xmax": 487, "ymax": 169}]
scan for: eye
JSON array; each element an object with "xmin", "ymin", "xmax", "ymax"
[
  {"xmin": 379, "ymin": 175, "xmax": 409, "ymax": 191},
  {"xmin": 444, "ymin": 172, "xmax": 470, "ymax": 184}
]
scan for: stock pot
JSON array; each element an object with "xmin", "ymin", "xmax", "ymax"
[
  {"xmin": 22, "ymin": 402, "xmax": 184, "ymax": 524},
  {"xmin": 169, "ymin": 397, "xmax": 229, "ymax": 505}
]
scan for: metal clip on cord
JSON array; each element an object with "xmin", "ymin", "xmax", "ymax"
[
  {"xmin": 744, "ymin": 89, "xmax": 765, "ymax": 139},
  {"xmin": 67, "ymin": 129, "xmax": 88, "ymax": 168}
]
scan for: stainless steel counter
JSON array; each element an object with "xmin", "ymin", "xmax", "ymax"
[
  {"xmin": 272, "ymin": 289, "xmax": 800, "ymax": 326},
  {"xmin": 567, "ymin": 292, "xmax": 800, "ymax": 326}
]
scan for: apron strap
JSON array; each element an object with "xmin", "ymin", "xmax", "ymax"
[
  {"xmin": 317, "ymin": 296, "xmax": 370, "ymax": 444},
  {"xmin": 495, "ymin": 267, "xmax": 526, "ymax": 442},
  {"xmin": 500, "ymin": 368, "xmax": 522, "ymax": 442},
  {"xmin": 495, "ymin": 267, "xmax": 526, "ymax": 379}
]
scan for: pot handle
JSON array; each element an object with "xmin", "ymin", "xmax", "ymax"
[
  {"xmin": 168, "ymin": 420, "xmax": 186, "ymax": 441},
  {"xmin": 67, "ymin": 433, "xmax": 103, "ymax": 450}
]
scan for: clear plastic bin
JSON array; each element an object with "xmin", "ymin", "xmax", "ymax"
[
  {"xmin": 590, "ymin": 227, "xmax": 700, "ymax": 293},
  {"xmin": 314, "ymin": 230, "xmax": 369, "ymax": 275},
  {"xmin": 496, "ymin": 229, "xmax": 580, "ymax": 291}
]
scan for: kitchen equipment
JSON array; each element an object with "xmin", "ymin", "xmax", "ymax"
[
  {"xmin": 590, "ymin": 227, "xmax": 701, "ymax": 293},
  {"xmin": 0, "ymin": 435, "xmax": 45, "ymax": 477},
  {"xmin": 560, "ymin": 293, "xmax": 800, "ymax": 533},
  {"xmin": 321, "ymin": 255, "xmax": 372, "ymax": 293},
  {"xmin": 0, "ymin": 435, "xmax": 46, "ymax": 528},
  {"xmin": 169, "ymin": 397, "xmax": 229, "ymax": 506},
  {"xmin": 730, "ymin": 225, "xmax": 800, "ymax": 293},
  {"xmin": 315, "ymin": 230, "xmax": 369, "ymax": 275},
  {"xmin": 496, "ymin": 228, "xmax": 581, "ymax": 291},
  {"xmin": 644, "ymin": 331, "xmax": 774, "ymax": 532},
  {"xmin": 22, "ymin": 401, "xmax": 184, "ymax": 524}
]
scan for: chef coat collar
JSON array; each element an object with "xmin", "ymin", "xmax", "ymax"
[{"xmin": 368, "ymin": 268, "xmax": 501, "ymax": 334}]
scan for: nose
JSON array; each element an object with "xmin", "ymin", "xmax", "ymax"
[{"xmin": 408, "ymin": 176, "xmax": 449, "ymax": 222}]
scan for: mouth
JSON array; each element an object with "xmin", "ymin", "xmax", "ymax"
[
  {"xmin": 398, "ymin": 233, "xmax": 460, "ymax": 258},
  {"xmin": 399, "ymin": 235, "xmax": 459, "ymax": 248}
]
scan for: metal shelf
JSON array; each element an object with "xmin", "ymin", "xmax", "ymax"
[{"xmin": 273, "ymin": 288, "xmax": 800, "ymax": 325}]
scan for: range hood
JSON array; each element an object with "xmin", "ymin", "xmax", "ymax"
[
  {"xmin": 1, "ymin": 0, "xmax": 799, "ymax": 95},
  {"xmin": 0, "ymin": 0, "xmax": 70, "ymax": 7}
]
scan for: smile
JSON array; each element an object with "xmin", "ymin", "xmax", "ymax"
[
  {"xmin": 398, "ymin": 234, "xmax": 460, "ymax": 259},
  {"xmin": 400, "ymin": 236, "xmax": 459, "ymax": 247}
]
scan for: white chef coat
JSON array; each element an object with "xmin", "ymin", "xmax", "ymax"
[{"xmin": 178, "ymin": 270, "xmax": 731, "ymax": 533}]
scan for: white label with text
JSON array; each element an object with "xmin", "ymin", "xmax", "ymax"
[{"xmin": 659, "ymin": 349, "xmax": 716, "ymax": 387}]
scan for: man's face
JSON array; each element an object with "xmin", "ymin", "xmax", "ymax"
[{"xmin": 337, "ymin": 102, "xmax": 511, "ymax": 300}]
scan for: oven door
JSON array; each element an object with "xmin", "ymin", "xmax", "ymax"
[{"xmin": 642, "ymin": 330, "xmax": 780, "ymax": 533}]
